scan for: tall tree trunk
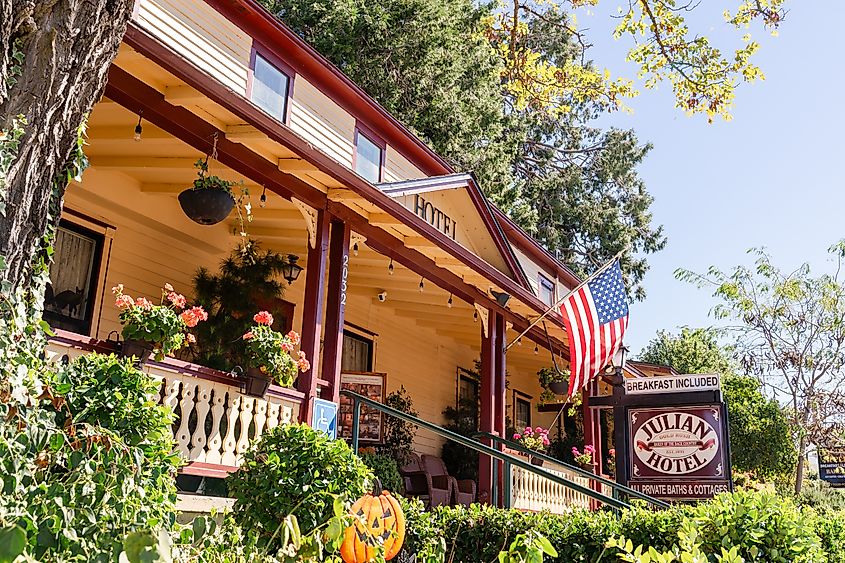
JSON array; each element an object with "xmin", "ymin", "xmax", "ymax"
[
  {"xmin": 0, "ymin": 0, "xmax": 134, "ymax": 300},
  {"xmin": 795, "ymin": 434, "xmax": 806, "ymax": 494}
]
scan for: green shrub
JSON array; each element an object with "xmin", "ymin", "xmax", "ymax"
[
  {"xmin": 359, "ymin": 450, "xmax": 404, "ymax": 494},
  {"xmin": 399, "ymin": 490, "xmax": 838, "ymax": 563},
  {"xmin": 379, "ymin": 386, "xmax": 417, "ymax": 466},
  {"xmin": 798, "ymin": 479, "xmax": 845, "ymax": 513},
  {"xmin": 226, "ymin": 423, "xmax": 373, "ymax": 550}
]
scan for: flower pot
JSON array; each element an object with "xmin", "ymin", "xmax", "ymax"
[
  {"xmin": 121, "ymin": 338, "xmax": 153, "ymax": 366},
  {"xmin": 578, "ymin": 462, "xmax": 597, "ymax": 473},
  {"xmin": 530, "ymin": 456, "xmax": 545, "ymax": 467},
  {"xmin": 178, "ymin": 188, "xmax": 235, "ymax": 225},
  {"xmin": 548, "ymin": 381, "xmax": 568, "ymax": 395},
  {"xmin": 243, "ymin": 367, "xmax": 273, "ymax": 397}
]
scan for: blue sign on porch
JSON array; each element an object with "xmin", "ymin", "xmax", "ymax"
[{"xmin": 312, "ymin": 398, "xmax": 338, "ymax": 440}]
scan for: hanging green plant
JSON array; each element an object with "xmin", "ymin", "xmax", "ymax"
[{"xmin": 538, "ymin": 366, "xmax": 568, "ymax": 404}]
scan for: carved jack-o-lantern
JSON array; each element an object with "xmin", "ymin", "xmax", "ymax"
[{"xmin": 340, "ymin": 481, "xmax": 405, "ymax": 563}]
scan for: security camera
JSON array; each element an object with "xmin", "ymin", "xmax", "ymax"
[{"xmin": 377, "ymin": 291, "xmax": 388, "ymax": 302}]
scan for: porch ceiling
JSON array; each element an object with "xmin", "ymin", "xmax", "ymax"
[{"xmin": 106, "ymin": 38, "xmax": 571, "ymax": 356}]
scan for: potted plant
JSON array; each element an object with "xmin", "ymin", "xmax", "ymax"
[
  {"xmin": 179, "ymin": 158, "xmax": 251, "ymax": 226},
  {"xmin": 572, "ymin": 445, "xmax": 597, "ymax": 471},
  {"xmin": 538, "ymin": 366, "xmax": 568, "ymax": 403},
  {"xmin": 512, "ymin": 426, "xmax": 551, "ymax": 466},
  {"xmin": 241, "ymin": 310, "xmax": 310, "ymax": 397},
  {"xmin": 113, "ymin": 283, "xmax": 207, "ymax": 365}
]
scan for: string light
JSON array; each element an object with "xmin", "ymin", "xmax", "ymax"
[
  {"xmin": 447, "ymin": 294, "xmax": 453, "ymax": 308},
  {"xmin": 418, "ymin": 277, "xmax": 425, "ymax": 292},
  {"xmin": 259, "ymin": 186, "xmax": 267, "ymax": 208},
  {"xmin": 388, "ymin": 259, "xmax": 394, "ymax": 275},
  {"xmin": 517, "ymin": 338, "xmax": 523, "ymax": 346},
  {"xmin": 353, "ymin": 242, "xmax": 359, "ymax": 256},
  {"xmin": 473, "ymin": 310, "xmax": 478, "ymax": 323},
  {"xmin": 534, "ymin": 344, "xmax": 539, "ymax": 355},
  {"xmin": 133, "ymin": 112, "xmax": 143, "ymax": 142}
]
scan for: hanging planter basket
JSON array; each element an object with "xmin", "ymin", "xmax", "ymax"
[
  {"xmin": 530, "ymin": 455, "xmax": 545, "ymax": 467},
  {"xmin": 548, "ymin": 381, "xmax": 568, "ymax": 395},
  {"xmin": 121, "ymin": 338, "xmax": 154, "ymax": 366},
  {"xmin": 178, "ymin": 188, "xmax": 235, "ymax": 226},
  {"xmin": 243, "ymin": 367, "xmax": 273, "ymax": 397}
]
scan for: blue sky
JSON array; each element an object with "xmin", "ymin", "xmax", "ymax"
[{"xmin": 573, "ymin": 2, "xmax": 845, "ymax": 353}]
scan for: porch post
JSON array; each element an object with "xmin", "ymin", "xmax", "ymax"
[
  {"xmin": 320, "ymin": 219, "xmax": 350, "ymax": 404},
  {"xmin": 297, "ymin": 209, "xmax": 330, "ymax": 424},
  {"xmin": 478, "ymin": 308, "xmax": 496, "ymax": 504},
  {"xmin": 493, "ymin": 312, "xmax": 507, "ymax": 507}
]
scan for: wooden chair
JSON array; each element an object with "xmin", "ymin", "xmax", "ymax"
[
  {"xmin": 421, "ymin": 454, "xmax": 476, "ymax": 507},
  {"xmin": 399, "ymin": 453, "xmax": 452, "ymax": 508}
]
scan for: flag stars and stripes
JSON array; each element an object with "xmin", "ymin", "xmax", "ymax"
[{"xmin": 560, "ymin": 261, "xmax": 629, "ymax": 397}]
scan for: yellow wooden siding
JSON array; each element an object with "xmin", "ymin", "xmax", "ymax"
[
  {"xmin": 383, "ymin": 146, "xmax": 426, "ymax": 183},
  {"xmin": 288, "ymin": 79, "xmax": 355, "ymax": 169},
  {"xmin": 134, "ymin": 0, "xmax": 251, "ymax": 95}
]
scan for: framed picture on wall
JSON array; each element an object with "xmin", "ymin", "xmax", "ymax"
[{"xmin": 338, "ymin": 372, "xmax": 386, "ymax": 442}]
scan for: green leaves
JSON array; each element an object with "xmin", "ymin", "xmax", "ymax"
[{"xmin": 0, "ymin": 526, "xmax": 26, "ymax": 563}]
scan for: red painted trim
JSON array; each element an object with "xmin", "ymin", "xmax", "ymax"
[
  {"xmin": 106, "ymin": 39, "xmax": 570, "ymax": 356},
  {"xmin": 478, "ymin": 315, "xmax": 496, "ymax": 503},
  {"xmin": 202, "ymin": 0, "xmax": 452, "ymax": 177},
  {"xmin": 180, "ymin": 461, "xmax": 238, "ymax": 478},
  {"xmin": 319, "ymin": 219, "xmax": 350, "ymax": 404},
  {"xmin": 297, "ymin": 209, "xmax": 329, "ymax": 423},
  {"xmin": 494, "ymin": 207, "xmax": 581, "ymax": 289}
]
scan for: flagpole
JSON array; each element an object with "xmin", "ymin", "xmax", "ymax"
[{"xmin": 504, "ymin": 248, "xmax": 627, "ymax": 352}]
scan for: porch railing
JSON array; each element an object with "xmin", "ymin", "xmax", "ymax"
[
  {"xmin": 342, "ymin": 390, "xmax": 649, "ymax": 512},
  {"xmin": 472, "ymin": 431, "xmax": 669, "ymax": 510},
  {"xmin": 46, "ymin": 331, "xmax": 304, "ymax": 476}
]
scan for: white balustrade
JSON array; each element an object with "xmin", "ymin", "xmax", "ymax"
[
  {"xmin": 46, "ymin": 337, "xmax": 301, "ymax": 470},
  {"xmin": 509, "ymin": 456, "xmax": 598, "ymax": 513}
]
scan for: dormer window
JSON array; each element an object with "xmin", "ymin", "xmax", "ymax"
[
  {"xmin": 250, "ymin": 51, "xmax": 291, "ymax": 122},
  {"xmin": 539, "ymin": 274, "xmax": 556, "ymax": 306},
  {"xmin": 354, "ymin": 126, "xmax": 385, "ymax": 183}
]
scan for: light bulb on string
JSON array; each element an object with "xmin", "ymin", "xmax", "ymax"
[
  {"xmin": 388, "ymin": 259, "xmax": 394, "ymax": 275},
  {"xmin": 353, "ymin": 242, "xmax": 359, "ymax": 256},
  {"xmin": 447, "ymin": 294, "xmax": 453, "ymax": 308},
  {"xmin": 534, "ymin": 344, "xmax": 539, "ymax": 355},
  {"xmin": 418, "ymin": 277, "xmax": 425, "ymax": 292},
  {"xmin": 473, "ymin": 310, "xmax": 478, "ymax": 323},
  {"xmin": 517, "ymin": 338, "xmax": 522, "ymax": 346},
  {"xmin": 133, "ymin": 112, "xmax": 143, "ymax": 142},
  {"xmin": 259, "ymin": 186, "xmax": 267, "ymax": 208}
]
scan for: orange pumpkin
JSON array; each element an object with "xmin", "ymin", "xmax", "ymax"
[{"xmin": 340, "ymin": 482, "xmax": 405, "ymax": 563}]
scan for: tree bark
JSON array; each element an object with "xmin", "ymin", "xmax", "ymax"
[
  {"xmin": 795, "ymin": 434, "xmax": 806, "ymax": 494},
  {"xmin": 0, "ymin": 0, "xmax": 134, "ymax": 299}
]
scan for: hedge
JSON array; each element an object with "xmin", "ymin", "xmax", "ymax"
[{"xmin": 399, "ymin": 489, "xmax": 845, "ymax": 563}]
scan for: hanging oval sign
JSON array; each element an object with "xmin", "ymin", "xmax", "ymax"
[{"xmin": 632, "ymin": 411, "xmax": 719, "ymax": 475}]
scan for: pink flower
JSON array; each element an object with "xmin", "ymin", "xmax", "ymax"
[
  {"xmin": 167, "ymin": 292, "xmax": 186, "ymax": 309},
  {"xmin": 164, "ymin": 283, "xmax": 174, "ymax": 292},
  {"xmin": 281, "ymin": 341, "xmax": 294, "ymax": 352},
  {"xmin": 542, "ymin": 437, "xmax": 550, "ymax": 446},
  {"xmin": 111, "ymin": 284, "xmax": 124, "ymax": 295},
  {"xmin": 242, "ymin": 331, "xmax": 254, "ymax": 340},
  {"xmin": 535, "ymin": 427, "xmax": 544, "ymax": 433},
  {"xmin": 115, "ymin": 295, "xmax": 133, "ymax": 309},
  {"xmin": 297, "ymin": 358, "xmax": 311, "ymax": 372},
  {"xmin": 253, "ymin": 311, "xmax": 273, "ymax": 326},
  {"xmin": 584, "ymin": 445, "xmax": 596, "ymax": 453},
  {"xmin": 286, "ymin": 331, "xmax": 301, "ymax": 345},
  {"xmin": 186, "ymin": 333, "xmax": 196, "ymax": 344},
  {"xmin": 609, "ymin": 449, "xmax": 616, "ymax": 457},
  {"xmin": 524, "ymin": 427, "xmax": 533, "ymax": 435},
  {"xmin": 513, "ymin": 434, "xmax": 522, "ymax": 440},
  {"xmin": 180, "ymin": 306, "xmax": 207, "ymax": 328},
  {"xmin": 135, "ymin": 297, "xmax": 153, "ymax": 310},
  {"xmin": 572, "ymin": 447, "xmax": 579, "ymax": 455},
  {"xmin": 298, "ymin": 351, "xmax": 306, "ymax": 360}
]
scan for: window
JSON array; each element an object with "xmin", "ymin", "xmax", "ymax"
[
  {"xmin": 341, "ymin": 330, "xmax": 374, "ymax": 372},
  {"xmin": 514, "ymin": 392, "xmax": 532, "ymax": 431},
  {"xmin": 354, "ymin": 128, "xmax": 384, "ymax": 183},
  {"xmin": 456, "ymin": 367, "xmax": 480, "ymax": 430},
  {"xmin": 250, "ymin": 52, "xmax": 291, "ymax": 122},
  {"xmin": 539, "ymin": 274, "xmax": 556, "ymax": 306},
  {"xmin": 43, "ymin": 221, "xmax": 104, "ymax": 335}
]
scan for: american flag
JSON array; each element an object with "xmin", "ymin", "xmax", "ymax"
[{"xmin": 560, "ymin": 260, "xmax": 629, "ymax": 396}]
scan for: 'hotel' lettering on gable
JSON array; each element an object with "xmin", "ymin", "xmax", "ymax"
[{"xmin": 413, "ymin": 194, "xmax": 457, "ymax": 240}]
